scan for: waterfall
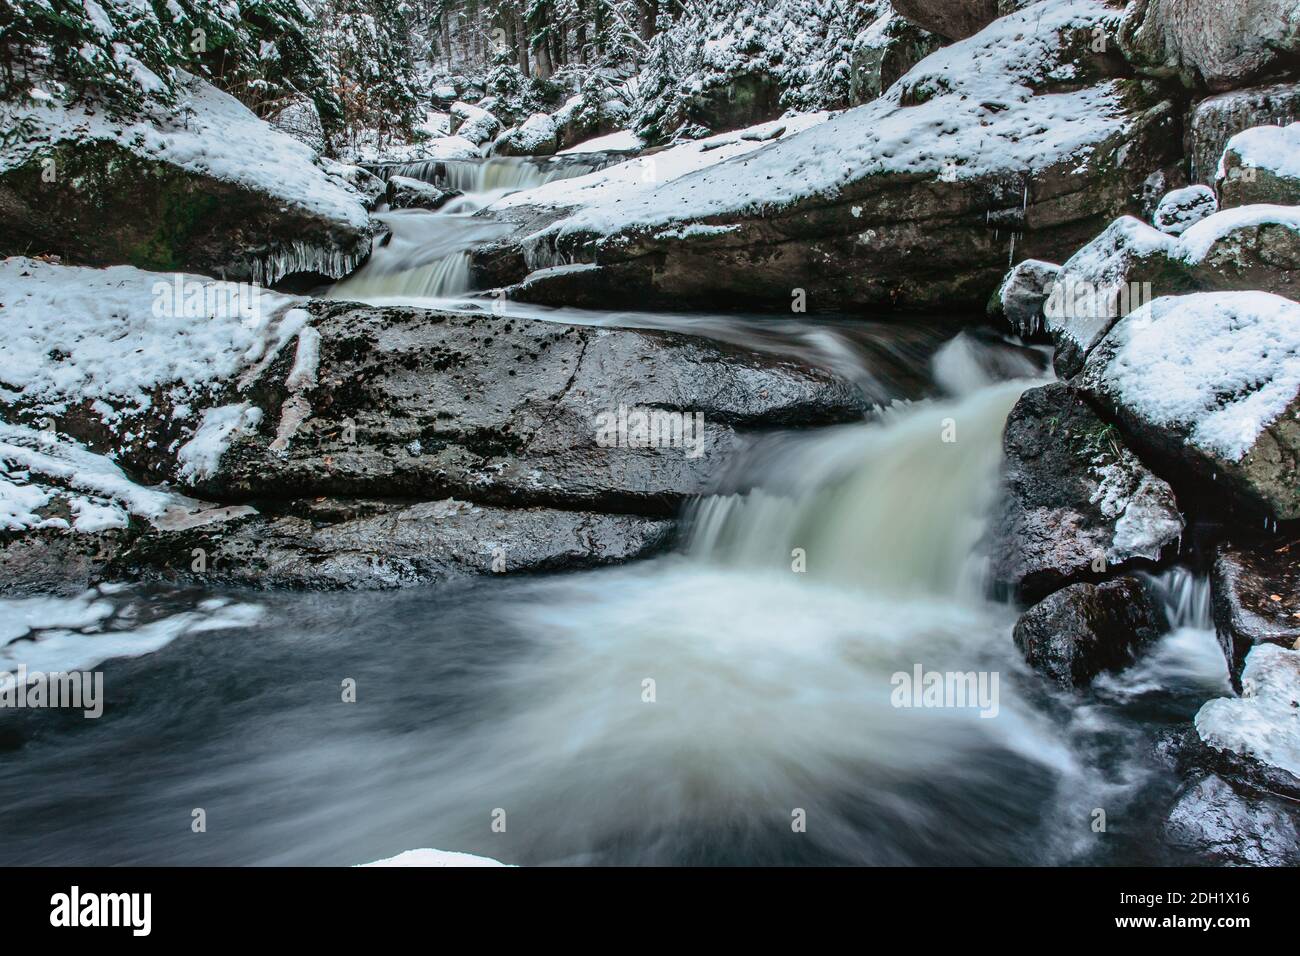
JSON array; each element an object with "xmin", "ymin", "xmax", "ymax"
[
  {"xmin": 685, "ymin": 379, "xmax": 1032, "ymax": 599},
  {"xmin": 1143, "ymin": 565, "xmax": 1214, "ymax": 631},
  {"xmin": 329, "ymin": 156, "xmax": 601, "ymax": 304}
]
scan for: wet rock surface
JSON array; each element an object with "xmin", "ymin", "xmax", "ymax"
[
  {"xmin": 1012, "ymin": 575, "xmax": 1165, "ymax": 687},
  {"xmin": 1211, "ymin": 540, "xmax": 1300, "ymax": 682},
  {"xmin": 108, "ymin": 498, "xmax": 675, "ymax": 590},
  {"xmin": 1164, "ymin": 773, "xmax": 1300, "ymax": 866},
  {"xmin": 988, "ymin": 383, "xmax": 1183, "ymax": 602},
  {"xmin": 209, "ymin": 300, "xmax": 868, "ymax": 515}
]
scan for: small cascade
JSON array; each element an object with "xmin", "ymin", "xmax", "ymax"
[
  {"xmin": 685, "ymin": 379, "xmax": 1034, "ymax": 598},
  {"xmin": 330, "ymin": 155, "xmax": 604, "ymax": 304},
  {"xmin": 1143, "ymin": 566, "xmax": 1214, "ymax": 631}
]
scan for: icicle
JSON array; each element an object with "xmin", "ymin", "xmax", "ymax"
[{"xmin": 248, "ymin": 239, "xmax": 367, "ymax": 286}]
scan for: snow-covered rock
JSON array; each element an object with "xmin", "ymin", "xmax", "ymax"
[
  {"xmin": 1185, "ymin": 82, "xmax": 1300, "ymax": 186},
  {"xmin": 494, "ymin": 113, "xmax": 560, "ymax": 157},
  {"xmin": 1045, "ymin": 205, "xmax": 1300, "ymax": 376},
  {"xmin": 449, "ymin": 101, "xmax": 502, "ymax": 146},
  {"xmin": 1152, "ymin": 185, "xmax": 1217, "ymax": 235},
  {"xmin": 1217, "ymin": 123, "xmax": 1300, "ymax": 208},
  {"xmin": 848, "ymin": 11, "xmax": 943, "ymax": 105},
  {"xmin": 0, "ymin": 75, "xmax": 372, "ymax": 283},
  {"xmin": 1196, "ymin": 644, "xmax": 1300, "ymax": 780},
  {"xmin": 1078, "ymin": 291, "xmax": 1300, "ymax": 520},
  {"xmin": 384, "ymin": 175, "xmax": 458, "ymax": 211},
  {"xmin": 990, "ymin": 259, "xmax": 1060, "ymax": 336},
  {"xmin": 0, "ymin": 256, "xmax": 310, "ymax": 487},
  {"xmin": 320, "ymin": 158, "xmax": 386, "ymax": 207},
  {"xmin": 490, "ymin": 0, "xmax": 1181, "ymax": 312},
  {"xmin": 1211, "ymin": 538, "xmax": 1300, "ymax": 682},
  {"xmin": 988, "ymin": 382, "xmax": 1183, "ymax": 601},
  {"xmin": 1118, "ymin": 0, "xmax": 1300, "ymax": 93}
]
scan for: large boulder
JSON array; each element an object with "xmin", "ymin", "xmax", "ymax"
[
  {"xmin": 1012, "ymin": 576, "xmax": 1165, "ymax": 687},
  {"xmin": 1164, "ymin": 773, "xmax": 1300, "ymax": 866},
  {"xmin": 493, "ymin": 113, "xmax": 560, "ymax": 157},
  {"xmin": 1118, "ymin": 0, "xmax": 1300, "ymax": 92},
  {"xmin": 1044, "ymin": 206, "xmax": 1300, "ymax": 377},
  {"xmin": 849, "ymin": 13, "xmax": 945, "ymax": 105},
  {"xmin": 1152, "ymin": 184, "xmax": 1217, "ymax": 235},
  {"xmin": 207, "ymin": 300, "xmax": 867, "ymax": 513},
  {"xmin": 1185, "ymin": 82, "xmax": 1300, "ymax": 185},
  {"xmin": 1211, "ymin": 539, "xmax": 1300, "ymax": 682},
  {"xmin": 889, "ymin": 0, "xmax": 1001, "ymax": 40},
  {"xmin": 988, "ymin": 382, "xmax": 1183, "ymax": 601},
  {"xmin": 449, "ymin": 102, "xmax": 502, "ymax": 146},
  {"xmin": 492, "ymin": 1, "xmax": 1181, "ymax": 313},
  {"xmin": 1217, "ymin": 123, "xmax": 1300, "ymax": 208},
  {"xmin": 988, "ymin": 258, "xmax": 1060, "ymax": 336},
  {"xmin": 0, "ymin": 76, "xmax": 372, "ymax": 283},
  {"xmin": 1078, "ymin": 291, "xmax": 1300, "ymax": 520},
  {"xmin": 0, "ymin": 258, "xmax": 865, "ymax": 517},
  {"xmin": 384, "ymin": 175, "xmax": 459, "ymax": 211}
]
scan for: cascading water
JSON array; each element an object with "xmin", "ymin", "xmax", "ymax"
[
  {"xmin": 0, "ymin": 328, "xmax": 1230, "ymax": 866},
  {"xmin": 328, "ymin": 156, "xmax": 595, "ymax": 303}
]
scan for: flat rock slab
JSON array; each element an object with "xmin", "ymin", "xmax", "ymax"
[
  {"xmin": 82, "ymin": 498, "xmax": 675, "ymax": 590},
  {"xmin": 209, "ymin": 300, "xmax": 867, "ymax": 515}
]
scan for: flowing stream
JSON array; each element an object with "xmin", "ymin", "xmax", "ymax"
[{"xmin": 0, "ymin": 158, "xmax": 1234, "ymax": 866}]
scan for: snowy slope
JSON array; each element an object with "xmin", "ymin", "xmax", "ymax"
[
  {"xmin": 0, "ymin": 74, "xmax": 370, "ymax": 235},
  {"xmin": 511, "ymin": 0, "xmax": 1132, "ymax": 240}
]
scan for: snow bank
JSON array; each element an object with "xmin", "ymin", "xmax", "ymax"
[
  {"xmin": 0, "ymin": 420, "xmax": 251, "ymax": 532},
  {"xmin": 1086, "ymin": 291, "xmax": 1300, "ymax": 462},
  {"xmin": 558, "ymin": 129, "xmax": 644, "ymax": 154},
  {"xmin": 1196, "ymin": 643, "xmax": 1300, "ymax": 778},
  {"xmin": 0, "ymin": 74, "xmax": 369, "ymax": 235},
  {"xmin": 0, "ymin": 257, "xmax": 305, "ymax": 426},
  {"xmin": 360, "ymin": 848, "xmax": 511, "ymax": 867},
  {"xmin": 511, "ymin": 0, "xmax": 1131, "ymax": 238},
  {"xmin": 491, "ymin": 113, "xmax": 830, "ymax": 215}
]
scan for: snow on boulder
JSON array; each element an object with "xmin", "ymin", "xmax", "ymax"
[
  {"xmin": 1153, "ymin": 185, "xmax": 1217, "ymax": 235},
  {"xmin": 1118, "ymin": 0, "xmax": 1300, "ymax": 93},
  {"xmin": 449, "ymin": 102, "xmax": 502, "ymax": 146},
  {"xmin": 1044, "ymin": 205, "xmax": 1300, "ymax": 376},
  {"xmin": 494, "ymin": 113, "xmax": 560, "ymax": 157},
  {"xmin": 1078, "ymin": 291, "xmax": 1300, "ymax": 520},
  {"xmin": 1218, "ymin": 123, "xmax": 1300, "ymax": 209},
  {"xmin": 495, "ymin": 0, "xmax": 1181, "ymax": 313},
  {"xmin": 0, "ymin": 257, "xmax": 314, "ymax": 489},
  {"xmin": 0, "ymin": 75, "xmax": 373, "ymax": 284},
  {"xmin": 1185, "ymin": 82, "xmax": 1300, "ymax": 186},
  {"xmin": 990, "ymin": 258, "xmax": 1060, "ymax": 336},
  {"xmin": 1195, "ymin": 643, "xmax": 1300, "ymax": 780},
  {"xmin": 384, "ymin": 175, "xmax": 458, "ymax": 211}
]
